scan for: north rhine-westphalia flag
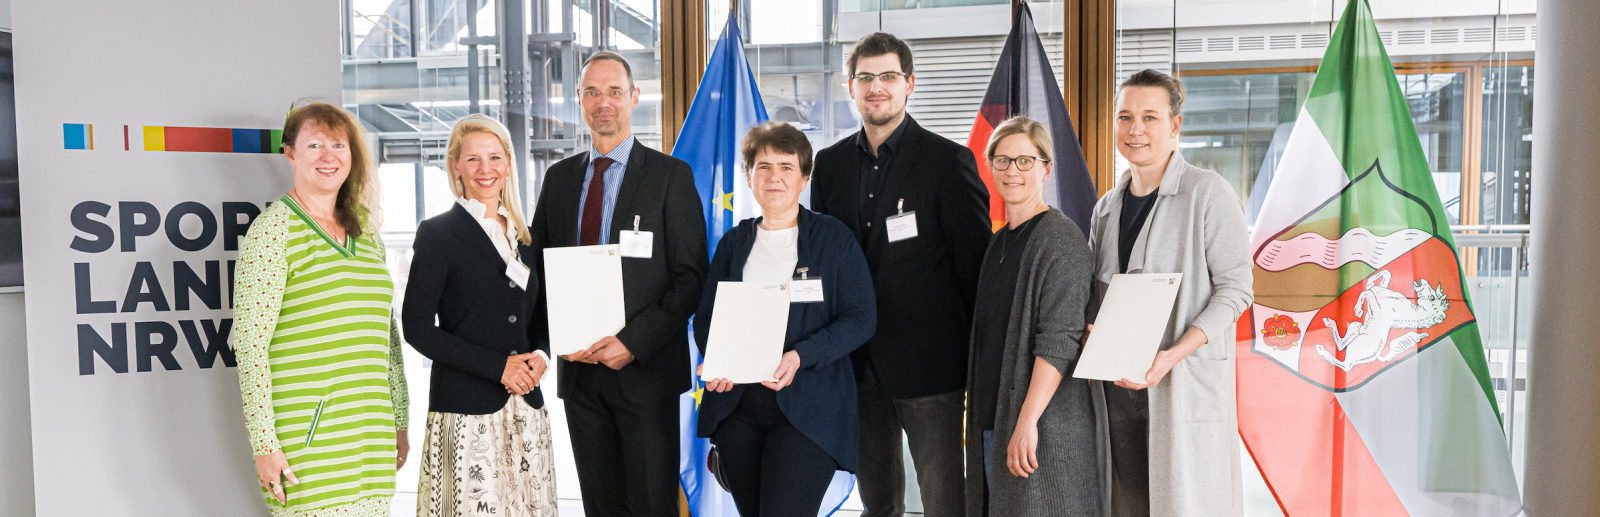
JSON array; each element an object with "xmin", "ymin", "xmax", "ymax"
[
  {"xmin": 1237, "ymin": 1, "xmax": 1522, "ymax": 515},
  {"xmin": 670, "ymin": 10, "xmax": 854, "ymax": 517},
  {"xmin": 964, "ymin": 1, "xmax": 1096, "ymax": 234}
]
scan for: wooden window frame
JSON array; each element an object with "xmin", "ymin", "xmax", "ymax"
[{"xmin": 1175, "ymin": 60, "xmax": 1534, "ymax": 275}]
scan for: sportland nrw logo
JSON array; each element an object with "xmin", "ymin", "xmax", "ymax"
[{"xmin": 62, "ymin": 122, "xmax": 284, "ymax": 153}]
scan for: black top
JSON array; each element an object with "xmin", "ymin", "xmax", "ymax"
[
  {"xmin": 1118, "ymin": 187, "xmax": 1159, "ymax": 273},
  {"xmin": 403, "ymin": 203, "xmax": 547, "ymax": 414},
  {"xmin": 809, "ymin": 115, "xmax": 994, "ymax": 399},
  {"xmin": 694, "ymin": 208, "xmax": 877, "ymax": 471},
  {"xmin": 529, "ymin": 139, "xmax": 710, "ymax": 402},
  {"xmin": 852, "ymin": 115, "xmax": 910, "ymax": 235},
  {"xmin": 971, "ymin": 212, "xmax": 1042, "ymax": 430}
]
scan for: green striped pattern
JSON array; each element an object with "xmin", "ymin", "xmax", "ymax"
[{"xmin": 267, "ymin": 196, "xmax": 397, "ymax": 512}]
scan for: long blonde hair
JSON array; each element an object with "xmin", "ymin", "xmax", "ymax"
[
  {"xmin": 446, "ymin": 114, "xmax": 532, "ymax": 245},
  {"xmin": 283, "ymin": 102, "xmax": 383, "ymax": 239}
]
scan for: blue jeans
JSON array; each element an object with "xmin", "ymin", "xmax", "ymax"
[{"xmin": 982, "ymin": 430, "xmax": 995, "ymax": 484}]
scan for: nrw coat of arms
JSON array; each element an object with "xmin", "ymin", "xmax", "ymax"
[{"xmin": 1315, "ymin": 270, "xmax": 1449, "ymax": 372}]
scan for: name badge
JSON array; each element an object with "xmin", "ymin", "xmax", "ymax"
[
  {"xmin": 790, "ymin": 267, "xmax": 824, "ymax": 303},
  {"xmin": 886, "ymin": 211, "xmax": 918, "ymax": 243},
  {"xmin": 789, "ymin": 280, "xmax": 824, "ymax": 303},
  {"xmin": 619, "ymin": 215, "xmax": 653, "ymax": 258},
  {"xmin": 505, "ymin": 260, "xmax": 531, "ymax": 290}
]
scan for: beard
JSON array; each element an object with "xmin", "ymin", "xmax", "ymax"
[{"xmin": 861, "ymin": 102, "xmax": 903, "ymax": 127}]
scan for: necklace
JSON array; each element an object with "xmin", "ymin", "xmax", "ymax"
[
  {"xmin": 288, "ymin": 190, "xmax": 345, "ymax": 242},
  {"xmin": 998, "ymin": 214, "xmax": 1037, "ymax": 264}
]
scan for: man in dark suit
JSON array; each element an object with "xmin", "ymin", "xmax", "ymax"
[
  {"xmin": 809, "ymin": 32, "xmax": 992, "ymax": 517},
  {"xmin": 528, "ymin": 51, "xmax": 709, "ymax": 517}
]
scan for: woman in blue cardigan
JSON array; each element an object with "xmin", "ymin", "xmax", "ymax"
[{"xmin": 694, "ymin": 121, "xmax": 877, "ymax": 516}]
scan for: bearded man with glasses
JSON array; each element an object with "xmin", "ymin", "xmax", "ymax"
[{"xmin": 809, "ymin": 31, "xmax": 992, "ymax": 517}]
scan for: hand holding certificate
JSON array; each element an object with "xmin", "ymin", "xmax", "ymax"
[
  {"xmin": 543, "ymin": 245, "xmax": 627, "ymax": 358},
  {"xmin": 701, "ymin": 281, "xmax": 792, "ymax": 384},
  {"xmin": 1072, "ymin": 273, "xmax": 1183, "ymax": 382}
]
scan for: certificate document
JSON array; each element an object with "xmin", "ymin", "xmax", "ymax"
[
  {"xmin": 1073, "ymin": 273, "xmax": 1184, "ymax": 382},
  {"xmin": 701, "ymin": 281, "xmax": 792, "ymax": 384},
  {"xmin": 543, "ymin": 245, "xmax": 626, "ymax": 357}
]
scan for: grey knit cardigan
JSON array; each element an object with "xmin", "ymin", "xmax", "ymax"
[{"xmin": 963, "ymin": 208, "xmax": 1112, "ymax": 517}]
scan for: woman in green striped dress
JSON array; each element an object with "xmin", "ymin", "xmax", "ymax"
[{"xmin": 234, "ymin": 102, "xmax": 410, "ymax": 516}]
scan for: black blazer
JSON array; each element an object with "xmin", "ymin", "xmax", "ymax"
[
  {"xmin": 403, "ymin": 203, "xmax": 546, "ymax": 415},
  {"xmin": 809, "ymin": 116, "xmax": 992, "ymax": 399},
  {"xmin": 694, "ymin": 209, "xmax": 876, "ymax": 472},
  {"xmin": 529, "ymin": 140, "xmax": 710, "ymax": 402}
]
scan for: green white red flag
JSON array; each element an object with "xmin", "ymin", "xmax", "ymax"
[{"xmin": 1236, "ymin": 1, "xmax": 1523, "ymax": 515}]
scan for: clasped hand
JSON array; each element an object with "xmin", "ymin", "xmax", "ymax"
[
  {"xmin": 560, "ymin": 336, "xmax": 635, "ymax": 370},
  {"xmin": 502, "ymin": 352, "xmax": 548, "ymax": 395},
  {"xmin": 697, "ymin": 350, "xmax": 800, "ymax": 393}
]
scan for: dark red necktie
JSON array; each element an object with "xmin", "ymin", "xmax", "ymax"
[{"xmin": 579, "ymin": 157, "xmax": 614, "ymax": 246}]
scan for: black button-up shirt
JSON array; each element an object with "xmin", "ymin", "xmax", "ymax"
[{"xmin": 853, "ymin": 116, "xmax": 911, "ymax": 236}]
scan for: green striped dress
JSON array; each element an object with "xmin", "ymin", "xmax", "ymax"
[{"xmin": 234, "ymin": 196, "xmax": 409, "ymax": 516}]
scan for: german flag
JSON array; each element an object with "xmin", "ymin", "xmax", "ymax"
[{"xmin": 963, "ymin": 2, "xmax": 1096, "ymax": 235}]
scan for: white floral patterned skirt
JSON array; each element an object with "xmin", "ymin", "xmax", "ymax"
[{"xmin": 417, "ymin": 396, "xmax": 558, "ymax": 517}]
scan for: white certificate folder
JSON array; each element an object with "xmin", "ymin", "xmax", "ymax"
[
  {"xmin": 1072, "ymin": 273, "xmax": 1183, "ymax": 382},
  {"xmin": 701, "ymin": 282, "xmax": 792, "ymax": 384},
  {"xmin": 543, "ymin": 245, "xmax": 627, "ymax": 357}
]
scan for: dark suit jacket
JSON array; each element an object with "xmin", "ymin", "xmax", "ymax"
[
  {"xmin": 403, "ymin": 203, "xmax": 546, "ymax": 414},
  {"xmin": 694, "ymin": 209, "xmax": 876, "ymax": 472},
  {"xmin": 529, "ymin": 140, "xmax": 710, "ymax": 402},
  {"xmin": 809, "ymin": 115, "xmax": 992, "ymax": 399}
]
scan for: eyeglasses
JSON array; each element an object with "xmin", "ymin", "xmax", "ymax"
[
  {"xmin": 582, "ymin": 89, "xmax": 632, "ymax": 99},
  {"xmin": 853, "ymin": 72, "xmax": 908, "ymax": 84},
  {"xmin": 990, "ymin": 155, "xmax": 1048, "ymax": 171}
]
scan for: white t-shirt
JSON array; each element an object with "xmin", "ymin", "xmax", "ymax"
[{"xmin": 742, "ymin": 224, "xmax": 799, "ymax": 284}]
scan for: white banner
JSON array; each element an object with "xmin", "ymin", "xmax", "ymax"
[{"xmin": 16, "ymin": 1, "xmax": 339, "ymax": 514}]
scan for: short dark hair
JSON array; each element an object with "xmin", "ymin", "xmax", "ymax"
[
  {"xmin": 583, "ymin": 51, "xmax": 635, "ymax": 89},
  {"xmin": 847, "ymin": 32, "xmax": 914, "ymax": 77},
  {"xmin": 1118, "ymin": 69, "xmax": 1186, "ymax": 117},
  {"xmin": 741, "ymin": 122, "xmax": 815, "ymax": 178}
]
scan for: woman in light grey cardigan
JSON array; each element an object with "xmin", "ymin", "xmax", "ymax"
[
  {"xmin": 1091, "ymin": 70, "xmax": 1253, "ymax": 517},
  {"xmin": 963, "ymin": 115, "xmax": 1107, "ymax": 517}
]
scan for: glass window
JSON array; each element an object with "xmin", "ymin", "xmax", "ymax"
[{"xmin": 350, "ymin": 0, "xmax": 415, "ymax": 59}]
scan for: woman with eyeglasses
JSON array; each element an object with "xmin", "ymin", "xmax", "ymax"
[{"xmin": 961, "ymin": 115, "xmax": 1105, "ymax": 516}]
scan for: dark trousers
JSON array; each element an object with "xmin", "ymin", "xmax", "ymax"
[
  {"xmin": 1105, "ymin": 384, "xmax": 1151, "ymax": 517},
  {"xmin": 565, "ymin": 364, "xmax": 680, "ymax": 517},
  {"xmin": 856, "ymin": 368, "xmax": 966, "ymax": 517},
  {"xmin": 712, "ymin": 387, "xmax": 840, "ymax": 517}
]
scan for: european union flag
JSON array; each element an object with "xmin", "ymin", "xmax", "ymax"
[
  {"xmin": 671, "ymin": 10, "xmax": 856, "ymax": 517},
  {"xmin": 671, "ymin": 10, "xmax": 767, "ymax": 257}
]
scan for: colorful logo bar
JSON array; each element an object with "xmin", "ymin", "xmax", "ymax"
[
  {"xmin": 61, "ymin": 123, "xmax": 283, "ymax": 154},
  {"xmin": 64, "ymin": 123, "xmax": 94, "ymax": 150},
  {"xmin": 144, "ymin": 126, "xmax": 283, "ymax": 154}
]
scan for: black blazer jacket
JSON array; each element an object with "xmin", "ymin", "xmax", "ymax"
[
  {"xmin": 809, "ymin": 116, "xmax": 992, "ymax": 399},
  {"xmin": 403, "ymin": 203, "xmax": 546, "ymax": 415},
  {"xmin": 694, "ymin": 208, "xmax": 876, "ymax": 472},
  {"xmin": 529, "ymin": 140, "xmax": 710, "ymax": 402}
]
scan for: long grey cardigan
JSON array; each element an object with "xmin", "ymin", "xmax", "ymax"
[
  {"xmin": 963, "ymin": 208, "xmax": 1111, "ymax": 517},
  {"xmin": 1088, "ymin": 152, "xmax": 1254, "ymax": 516}
]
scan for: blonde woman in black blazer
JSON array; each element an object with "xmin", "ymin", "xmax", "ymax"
[{"xmin": 402, "ymin": 114, "xmax": 555, "ymax": 516}]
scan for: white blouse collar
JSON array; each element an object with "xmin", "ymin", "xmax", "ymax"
[{"xmin": 456, "ymin": 197, "xmax": 512, "ymax": 220}]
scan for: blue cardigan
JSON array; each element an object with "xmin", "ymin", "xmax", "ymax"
[{"xmin": 694, "ymin": 207, "xmax": 876, "ymax": 472}]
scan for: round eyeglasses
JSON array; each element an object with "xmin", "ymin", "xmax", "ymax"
[{"xmin": 990, "ymin": 155, "xmax": 1048, "ymax": 171}]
